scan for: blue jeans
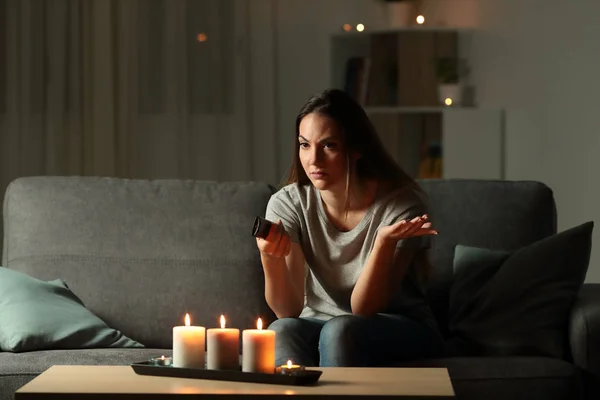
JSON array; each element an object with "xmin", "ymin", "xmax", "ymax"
[{"xmin": 268, "ymin": 314, "xmax": 443, "ymax": 367}]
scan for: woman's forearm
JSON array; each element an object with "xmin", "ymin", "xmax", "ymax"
[
  {"xmin": 350, "ymin": 238, "xmax": 408, "ymax": 316},
  {"xmin": 261, "ymin": 254, "xmax": 304, "ymax": 318}
]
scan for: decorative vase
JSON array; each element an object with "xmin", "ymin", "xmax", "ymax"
[{"xmin": 438, "ymin": 84, "xmax": 463, "ymax": 106}]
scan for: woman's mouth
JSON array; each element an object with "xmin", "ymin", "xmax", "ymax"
[{"xmin": 311, "ymin": 171, "xmax": 326, "ymax": 179}]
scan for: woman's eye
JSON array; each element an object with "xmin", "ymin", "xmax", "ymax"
[
  {"xmin": 324, "ymin": 142, "xmax": 336, "ymax": 149},
  {"xmin": 299, "ymin": 142, "xmax": 309, "ymax": 148}
]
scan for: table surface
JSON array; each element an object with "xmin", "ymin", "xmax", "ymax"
[{"xmin": 15, "ymin": 365, "xmax": 455, "ymax": 399}]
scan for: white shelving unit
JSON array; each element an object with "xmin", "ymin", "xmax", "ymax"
[
  {"xmin": 331, "ymin": 28, "xmax": 505, "ymax": 180},
  {"xmin": 365, "ymin": 107, "xmax": 459, "ymax": 114}
]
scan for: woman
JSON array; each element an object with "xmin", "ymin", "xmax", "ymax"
[{"xmin": 256, "ymin": 89, "xmax": 443, "ymax": 367}]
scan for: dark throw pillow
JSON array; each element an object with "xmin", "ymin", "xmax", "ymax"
[
  {"xmin": 0, "ymin": 267, "xmax": 143, "ymax": 352},
  {"xmin": 447, "ymin": 221, "xmax": 593, "ymax": 359}
]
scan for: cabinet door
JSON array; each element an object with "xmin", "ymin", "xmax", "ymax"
[{"xmin": 442, "ymin": 109, "xmax": 505, "ymax": 179}]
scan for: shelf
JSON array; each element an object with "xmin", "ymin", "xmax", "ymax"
[
  {"xmin": 365, "ymin": 106, "xmax": 453, "ymax": 114},
  {"xmin": 330, "ymin": 25, "xmax": 504, "ymax": 181},
  {"xmin": 365, "ymin": 109, "xmax": 504, "ymax": 180},
  {"xmin": 332, "ymin": 30, "xmax": 462, "ymax": 107},
  {"xmin": 364, "ymin": 106, "xmax": 485, "ymax": 114},
  {"xmin": 332, "ymin": 27, "xmax": 471, "ymax": 38}
]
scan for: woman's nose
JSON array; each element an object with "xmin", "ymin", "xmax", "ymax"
[{"xmin": 309, "ymin": 148, "xmax": 322, "ymax": 164}]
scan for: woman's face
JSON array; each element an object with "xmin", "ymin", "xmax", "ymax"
[{"xmin": 298, "ymin": 113, "xmax": 348, "ymax": 191}]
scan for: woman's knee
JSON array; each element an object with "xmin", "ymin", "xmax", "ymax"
[
  {"xmin": 269, "ymin": 318, "xmax": 324, "ymax": 366},
  {"xmin": 269, "ymin": 318, "xmax": 301, "ymax": 332},
  {"xmin": 319, "ymin": 315, "xmax": 365, "ymax": 347},
  {"xmin": 318, "ymin": 315, "xmax": 367, "ymax": 366},
  {"xmin": 268, "ymin": 318, "xmax": 306, "ymax": 338}
]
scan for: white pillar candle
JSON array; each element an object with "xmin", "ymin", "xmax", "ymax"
[
  {"xmin": 207, "ymin": 315, "xmax": 240, "ymax": 370},
  {"xmin": 173, "ymin": 313, "xmax": 206, "ymax": 369},
  {"xmin": 242, "ymin": 318, "xmax": 276, "ymax": 374}
]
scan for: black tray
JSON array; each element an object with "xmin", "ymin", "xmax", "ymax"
[{"xmin": 131, "ymin": 361, "xmax": 322, "ymax": 386}]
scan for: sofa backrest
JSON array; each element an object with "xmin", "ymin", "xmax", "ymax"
[
  {"xmin": 2, "ymin": 177, "xmax": 558, "ymax": 345},
  {"xmin": 2, "ymin": 176, "xmax": 276, "ymax": 348},
  {"xmin": 417, "ymin": 179, "xmax": 557, "ymax": 337}
]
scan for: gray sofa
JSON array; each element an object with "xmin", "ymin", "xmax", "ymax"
[{"xmin": 1, "ymin": 176, "xmax": 598, "ymax": 400}]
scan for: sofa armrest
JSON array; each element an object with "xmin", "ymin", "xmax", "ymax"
[{"xmin": 570, "ymin": 283, "xmax": 600, "ymax": 377}]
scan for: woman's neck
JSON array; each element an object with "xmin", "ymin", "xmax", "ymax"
[{"xmin": 319, "ymin": 179, "xmax": 378, "ymax": 216}]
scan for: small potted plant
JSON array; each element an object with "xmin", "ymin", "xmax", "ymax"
[{"xmin": 436, "ymin": 57, "xmax": 462, "ymax": 106}]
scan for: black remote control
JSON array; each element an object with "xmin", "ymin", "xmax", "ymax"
[{"xmin": 252, "ymin": 216, "xmax": 272, "ymax": 239}]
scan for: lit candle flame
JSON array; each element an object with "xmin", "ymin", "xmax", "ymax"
[
  {"xmin": 220, "ymin": 314, "xmax": 226, "ymax": 329},
  {"xmin": 257, "ymin": 317, "xmax": 263, "ymax": 330},
  {"xmin": 287, "ymin": 360, "xmax": 292, "ymax": 369},
  {"xmin": 160, "ymin": 355, "xmax": 165, "ymax": 360},
  {"xmin": 185, "ymin": 313, "xmax": 191, "ymax": 327}
]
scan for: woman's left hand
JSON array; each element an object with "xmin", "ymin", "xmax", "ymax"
[{"xmin": 376, "ymin": 214, "xmax": 438, "ymax": 243}]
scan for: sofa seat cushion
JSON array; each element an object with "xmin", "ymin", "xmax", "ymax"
[
  {"xmin": 397, "ymin": 356, "xmax": 583, "ymax": 400},
  {"xmin": 0, "ymin": 348, "xmax": 169, "ymax": 400}
]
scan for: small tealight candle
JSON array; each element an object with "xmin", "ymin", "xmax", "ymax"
[
  {"xmin": 242, "ymin": 317, "xmax": 276, "ymax": 374},
  {"xmin": 150, "ymin": 355, "xmax": 172, "ymax": 367},
  {"xmin": 207, "ymin": 314, "xmax": 240, "ymax": 370},
  {"xmin": 277, "ymin": 359, "xmax": 305, "ymax": 376},
  {"xmin": 173, "ymin": 313, "xmax": 206, "ymax": 369}
]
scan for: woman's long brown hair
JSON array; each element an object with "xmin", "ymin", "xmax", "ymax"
[
  {"xmin": 283, "ymin": 89, "xmax": 433, "ymax": 283},
  {"xmin": 284, "ymin": 89, "xmax": 417, "ymax": 190}
]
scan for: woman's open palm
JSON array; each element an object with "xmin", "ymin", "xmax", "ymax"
[{"xmin": 377, "ymin": 214, "xmax": 438, "ymax": 242}]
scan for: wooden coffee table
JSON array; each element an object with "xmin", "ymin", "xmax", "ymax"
[{"xmin": 15, "ymin": 365, "xmax": 455, "ymax": 399}]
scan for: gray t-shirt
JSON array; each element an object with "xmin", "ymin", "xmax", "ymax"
[{"xmin": 265, "ymin": 182, "xmax": 440, "ymax": 333}]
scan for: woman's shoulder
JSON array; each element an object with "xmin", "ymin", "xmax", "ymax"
[
  {"xmin": 268, "ymin": 182, "xmax": 313, "ymax": 211},
  {"xmin": 271, "ymin": 182, "xmax": 312, "ymax": 200}
]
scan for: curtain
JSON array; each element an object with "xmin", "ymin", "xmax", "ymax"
[{"xmin": 0, "ymin": 0, "xmax": 281, "ymax": 198}]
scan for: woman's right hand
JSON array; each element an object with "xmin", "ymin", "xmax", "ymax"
[{"xmin": 256, "ymin": 221, "xmax": 291, "ymax": 259}]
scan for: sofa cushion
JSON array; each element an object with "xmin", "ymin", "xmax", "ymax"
[
  {"xmin": 447, "ymin": 222, "xmax": 593, "ymax": 359},
  {"xmin": 417, "ymin": 180, "xmax": 557, "ymax": 337},
  {"xmin": 0, "ymin": 267, "xmax": 142, "ymax": 352},
  {"xmin": 2, "ymin": 177, "xmax": 276, "ymax": 348},
  {"xmin": 0, "ymin": 348, "xmax": 169, "ymax": 400},
  {"xmin": 398, "ymin": 356, "xmax": 583, "ymax": 400}
]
